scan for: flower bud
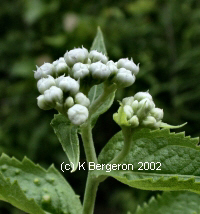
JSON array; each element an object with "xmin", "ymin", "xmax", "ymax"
[
  {"xmin": 34, "ymin": 63, "xmax": 55, "ymax": 80},
  {"xmin": 58, "ymin": 76, "xmax": 80, "ymax": 96},
  {"xmin": 64, "ymin": 96, "xmax": 74, "ymax": 109},
  {"xmin": 106, "ymin": 60, "xmax": 118, "ymax": 76},
  {"xmin": 67, "ymin": 104, "xmax": 89, "ymax": 125},
  {"xmin": 53, "ymin": 57, "xmax": 65, "ymax": 66},
  {"xmin": 122, "ymin": 97, "xmax": 134, "ymax": 106},
  {"xmin": 124, "ymin": 105, "xmax": 133, "ymax": 120},
  {"xmin": 129, "ymin": 115, "xmax": 139, "ymax": 127},
  {"xmin": 134, "ymin": 92, "xmax": 152, "ymax": 101},
  {"xmin": 117, "ymin": 58, "xmax": 139, "ymax": 75},
  {"xmin": 37, "ymin": 95, "xmax": 52, "ymax": 110},
  {"xmin": 37, "ymin": 76, "xmax": 56, "ymax": 94},
  {"xmin": 131, "ymin": 100, "xmax": 139, "ymax": 112},
  {"xmin": 44, "ymin": 86, "xmax": 63, "ymax": 105},
  {"xmin": 64, "ymin": 47, "xmax": 88, "ymax": 67},
  {"xmin": 136, "ymin": 98, "xmax": 155, "ymax": 119},
  {"xmin": 141, "ymin": 116, "xmax": 157, "ymax": 128},
  {"xmin": 113, "ymin": 68, "xmax": 135, "ymax": 88},
  {"xmin": 89, "ymin": 61, "xmax": 111, "ymax": 80},
  {"xmin": 75, "ymin": 92, "xmax": 90, "ymax": 107},
  {"xmin": 55, "ymin": 75, "xmax": 66, "ymax": 86},
  {"xmin": 89, "ymin": 50, "xmax": 108, "ymax": 64},
  {"xmin": 55, "ymin": 60, "xmax": 69, "ymax": 75},
  {"xmin": 72, "ymin": 63, "xmax": 89, "ymax": 79},
  {"xmin": 150, "ymin": 108, "xmax": 164, "ymax": 121}
]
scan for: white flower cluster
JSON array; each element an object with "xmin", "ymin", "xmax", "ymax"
[
  {"xmin": 122, "ymin": 92, "xmax": 164, "ymax": 129},
  {"xmin": 34, "ymin": 47, "xmax": 139, "ymax": 125}
]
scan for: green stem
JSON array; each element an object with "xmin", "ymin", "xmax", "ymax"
[
  {"xmin": 108, "ymin": 127, "xmax": 133, "ymax": 165},
  {"xmin": 81, "ymin": 83, "xmax": 117, "ymax": 214},
  {"xmin": 81, "ymin": 122, "xmax": 97, "ymax": 164},
  {"xmin": 98, "ymin": 127, "xmax": 133, "ymax": 183},
  {"xmin": 82, "ymin": 172, "xmax": 99, "ymax": 214}
]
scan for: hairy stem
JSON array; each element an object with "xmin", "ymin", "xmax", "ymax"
[
  {"xmin": 108, "ymin": 127, "xmax": 133, "ymax": 165},
  {"xmin": 82, "ymin": 173, "xmax": 99, "ymax": 214},
  {"xmin": 81, "ymin": 122, "xmax": 97, "ymax": 164}
]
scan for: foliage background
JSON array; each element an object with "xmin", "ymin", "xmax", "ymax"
[{"xmin": 0, "ymin": 0, "xmax": 200, "ymax": 213}]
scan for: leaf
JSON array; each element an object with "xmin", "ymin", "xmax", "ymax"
[
  {"xmin": 51, "ymin": 114, "xmax": 79, "ymax": 172},
  {"xmin": 113, "ymin": 105, "xmax": 131, "ymax": 127},
  {"xmin": 90, "ymin": 26, "xmax": 107, "ymax": 55},
  {"xmin": 88, "ymin": 83, "xmax": 116, "ymax": 128},
  {"xmin": 98, "ymin": 128, "xmax": 200, "ymax": 193},
  {"xmin": 160, "ymin": 122, "xmax": 187, "ymax": 129},
  {"xmin": 0, "ymin": 153, "xmax": 82, "ymax": 214},
  {"xmin": 136, "ymin": 191, "xmax": 200, "ymax": 214},
  {"xmin": 88, "ymin": 27, "xmax": 115, "ymax": 127}
]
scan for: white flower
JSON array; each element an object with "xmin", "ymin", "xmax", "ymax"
[
  {"xmin": 44, "ymin": 86, "xmax": 63, "ymax": 105},
  {"xmin": 37, "ymin": 95, "xmax": 52, "ymax": 110},
  {"xmin": 129, "ymin": 115, "xmax": 139, "ymax": 127},
  {"xmin": 64, "ymin": 47, "xmax": 88, "ymax": 67},
  {"xmin": 53, "ymin": 57, "xmax": 65, "ymax": 66},
  {"xmin": 89, "ymin": 50, "xmax": 108, "ymax": 64},
  {"xmin": 75, "ymin": 92, "xmax": 90, "ymax": 107},
  {"xmin": 64, "ymin": 96, "xmax": 74, "ymax": 108},
  {"xmin": 150, "ymin": 108, "xmax": 164, "ymax": 121},
  {"xmin": 106, "ymin": 60, "xmax": 118, "ymax": 76},
  {"xmin": 124, "ymin": 105, "xmax": 133, "ymax": 119},
  {"xmin": 55, "ymin": 75, "xmax": 66, "ymax": 86},
  {"xmin": 58, "ymin": 76, "xmax": 79, "ymax": 95},
  {"xmin": 117, "ymin": 58, "xmax": 139, "ymax": 75},
  {"xmin": 67, "ymin": 104, "xmax": 89, "ymax": 125},
  {"xmin": 89, "ymin": 61, "xmax": 111, "ymax": 80},
  {"xmin": 34, "ymin": 63, "xmax": 55, "ymax": 80},
  {"xmin": 72, "ymin": 63, "xmax": 89, "ymax": 79},
  {"xmin": 134, "ymin": 92, "xmax": 152, "ymax": 101},
  {"xmin": 37, "ymin": 76, "xmax": 56, "ymax": 94},
  {"xmin": 113, "ymin": 68, "xmax": 135, "ymax": 88}
]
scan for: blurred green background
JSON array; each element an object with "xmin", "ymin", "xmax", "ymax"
[{"xmin": 0, "ymin": 0, "xmax": 200, "ymax": 213}]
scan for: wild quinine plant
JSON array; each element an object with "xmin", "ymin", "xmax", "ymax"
[{"xmin": 0, "ymin": 27, "xmax": 200, "ymax": 214}]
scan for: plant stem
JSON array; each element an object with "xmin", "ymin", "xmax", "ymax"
[
  {"xmin": 108, "ymin": 127, "xmax": 133, "ymax": 165},
  {"xmin": 81, "ymin": 83, "xmax": 117, "ymax": 214},
  {"xmin": 81, "ymin": 122, "xmax": 97, "ymax": 164},
  {"xmin": 82, "ymin": 172, "xmax": 99, "ymax": 214}
]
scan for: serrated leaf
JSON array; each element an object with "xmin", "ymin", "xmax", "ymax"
[
  {"xmin": 0, "ymin": 153, "xmax": 82, "ymax": 214},
  {"xmin": 90, "ymin": 26, "xmax": 107, "ymax": 55},
  {"xmin": 136, "ymin": 191, "xmax": 200, "ymax": 214},
  {"xmin": 51, "ymin": 114, "xmax": 79, "ymax": 172},
  {"xmin": 88, "ymin": 83, "xmax": 116, "ymax": 128},
  {"xmin": 98, "ymin": 128, "xmax": 200, "ymax": 193}
]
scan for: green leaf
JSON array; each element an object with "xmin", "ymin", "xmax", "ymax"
[
  {"xmin": 88, "ymin": 83, "xmax": 116, "ymax": 128},
  {"xmin": 51, "ymin": 114, "xmax": 79, "ymax": 172},
  {"xmin": 160, "ymin": 122, "xmax": 187, "ymax": 129},
  {"xmin": 98, "ymin": 128, "xmax": 200, "ymax": 193},
  {"xmin": 136, "ymin": 191, "xmax": 200, "ymax": 214},
  {"xmin": 0, "ymin": 153, "xmax": 82, "ymax": 214},
  {"xmin": 113, "ymin": 105, "xmax": 131, "ymax": 127},
  {"xmin": 90, "ymin": 26, "xmax": 107, "ymax": 55}
]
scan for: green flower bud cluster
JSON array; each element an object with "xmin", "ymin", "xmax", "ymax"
[
  {"xmin": 114, "ymin": 92, "xmax": 164, "ymax": 129},
  {"xmin": 34, "ymin": 47, "xmax": 140, "ymax": 125}
]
